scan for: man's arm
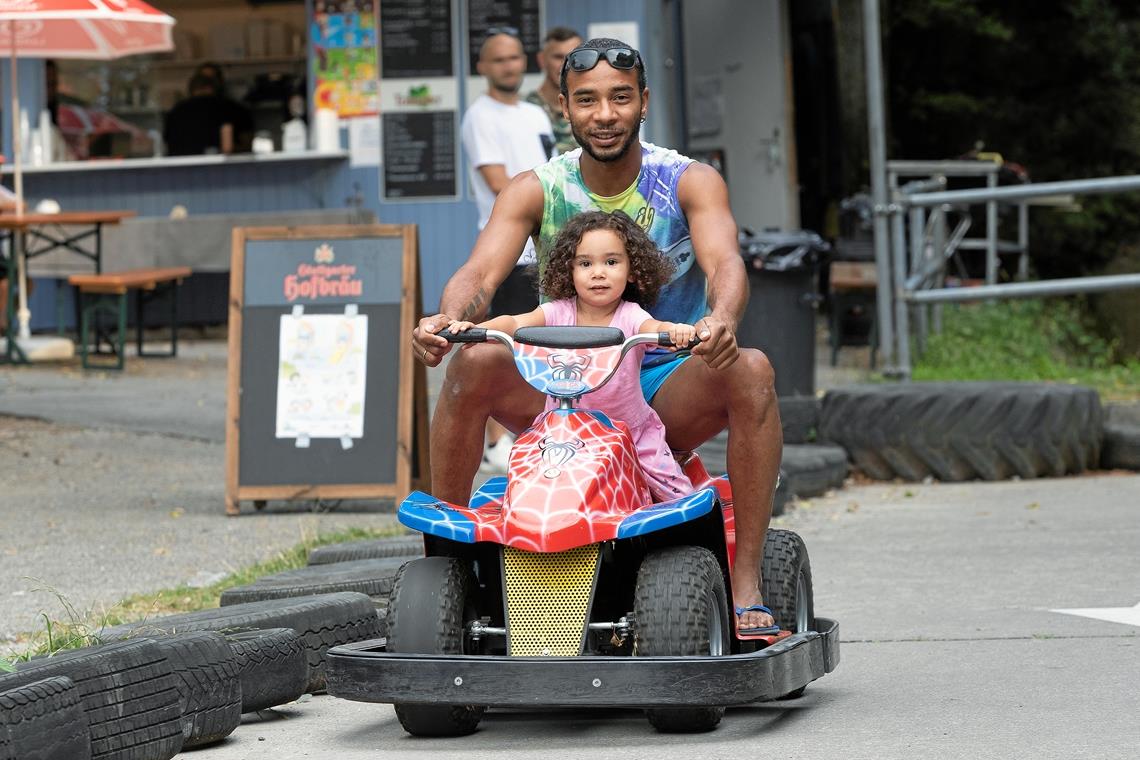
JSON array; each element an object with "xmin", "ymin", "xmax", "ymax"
[
  {"xmin": 413, "ymin": 171, "xmax": 545, "ymax": 365},
  {"xmin": 477, "ymin": 164, "xmax": 512, "ymax": 195},
  {"xmin": 677, "ymin": 162, "xmax": 748, "ymax": 370}
]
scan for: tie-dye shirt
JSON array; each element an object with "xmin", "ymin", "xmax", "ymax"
[{"xmin": 533, "ymin": 143, "xmax": 705, "ymax": 332}]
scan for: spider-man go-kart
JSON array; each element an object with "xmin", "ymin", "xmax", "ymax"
[{"xmin": 327, "ymin": 326, "xmax": 839, "ymax": 735}]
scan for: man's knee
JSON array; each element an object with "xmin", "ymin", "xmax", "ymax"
[
  {"xmin": 728, "ymin": 348, "xmax": 777, "ymax": 399},
  {"xmin": 443, "ymin": 344, "xmax": 512, "ymax": 401}
]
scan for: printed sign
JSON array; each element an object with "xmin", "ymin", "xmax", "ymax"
[
  {"xmin": 312, "ymin": 0, "xmax": 379, "ymax": 117},
  {"xmin": 276, "ymin": 314, "xmax": 368, "ymax": 440}
]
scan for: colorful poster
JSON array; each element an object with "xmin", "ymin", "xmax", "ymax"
[
  {"xmin": 312, "ymin": 0, "xmax": 380, "ymax": 117},
  {"xmin": 276, "ymin": 314, "xmax": 369, "ymax": 440}
]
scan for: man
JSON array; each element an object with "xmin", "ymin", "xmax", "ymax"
[
  {"xmin": 416, "ymin": 38, "xmax": 781, "ymax": 635},
  {"xmin": 461, "ymin": 29, "xmax": 556, "ymax": 471},
  {"xmin": 163, "ymin": 65, "xmax": 254, "ymax": 156},
  {"xmin": 525, "ymin": 26, "xmax": 582, "ymax": 155}
]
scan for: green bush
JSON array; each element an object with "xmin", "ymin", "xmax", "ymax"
[{"xmin": 912, "ymin": 299, "xmax": 1140, "ymax": 399}]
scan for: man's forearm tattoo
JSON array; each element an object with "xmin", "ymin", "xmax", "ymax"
[{"xmin": 459, "ymin": 287, "xmax": 488, "ymax": 322}]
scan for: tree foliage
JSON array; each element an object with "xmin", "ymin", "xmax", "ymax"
[{"xmin": 886, "ymin": 1, "xmax": 1140, "ymax": 279}]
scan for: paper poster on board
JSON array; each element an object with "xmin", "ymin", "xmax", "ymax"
[{"xmin": 276, "ymin": 314, "xmax": 369, "ymax": 439}]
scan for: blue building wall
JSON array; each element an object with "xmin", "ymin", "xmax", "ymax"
[{"xmin": 4, "ymin": 0, "xmax": 657, "ymax": 319}]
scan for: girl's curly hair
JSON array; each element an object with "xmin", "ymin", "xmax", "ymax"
[{"xmin": 540, "ymin": 210, "xmax": 675, "ymax": 308}]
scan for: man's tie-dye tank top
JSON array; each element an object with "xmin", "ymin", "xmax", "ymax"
[{"xmin": 532, "ymin": 143, "xmax": 706, "ymax": 338}]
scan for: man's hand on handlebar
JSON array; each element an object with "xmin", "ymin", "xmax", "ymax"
[
  {"xmin": 692, "ymin": 315, "xmax": 740, "ymax": 370},
  {"xmin": 413, "ymin": 313, "xmax": 453, "ymax": 367}
]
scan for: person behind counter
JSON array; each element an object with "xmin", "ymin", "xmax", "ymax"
[{"xmin": 163, "ymin": 66, "xmax": 254, "ymax": 156}]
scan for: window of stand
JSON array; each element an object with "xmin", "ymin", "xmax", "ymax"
[{"xmin": 52, "ymin": 0, "xmax": 307, "ymax": 161}]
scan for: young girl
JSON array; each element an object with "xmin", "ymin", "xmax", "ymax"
[{"xmin": 449, "ymin": 210, "xmax": 696, "ymax": 500}]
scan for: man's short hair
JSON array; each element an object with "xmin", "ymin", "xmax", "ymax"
[
  {"xmin": 559, "ymin": 37, "xmax": 647, "ymax": 98},
  {"xmin": 543, "ymin": 26, "xmax": 581, "ymax": 45}
]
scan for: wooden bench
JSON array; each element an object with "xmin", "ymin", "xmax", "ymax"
[{"xmin": 68, "ymin": 267, "xmax": 192, "ymax": 370}]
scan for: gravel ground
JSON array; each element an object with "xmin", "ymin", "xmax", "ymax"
[{"xmin": 0, "ymin": 340, "xmax": 401, "ymax": 647}]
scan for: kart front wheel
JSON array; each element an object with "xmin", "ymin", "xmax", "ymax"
[
  {"xmin": 761, "ymin": 529, "xmax": 815, "ymax": 699},
  {"xmin": 386, "ymin": 557, "xmax": 484, "ymax": 736},
  {"xmin": 633, "ymin": 546, "xmax": 730, "ymax": 733}
]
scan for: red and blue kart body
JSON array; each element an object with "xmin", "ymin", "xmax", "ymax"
[{"xmin": 327, "ymin": 327, "xmax": 839, "ymax": 734}]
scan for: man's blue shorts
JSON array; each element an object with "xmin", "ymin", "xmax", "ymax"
[{"xmin": 639, "ymin": 355, "xmax": 689, "ymax": 403}]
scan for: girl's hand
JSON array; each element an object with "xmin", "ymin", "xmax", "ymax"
[
  {"xmin": 446, "ymin": 319, "xmax": 476, "ymax": 333},
  {"xmin": 666, "ymin": 322, "xmax": 698, "ymax": 350}
]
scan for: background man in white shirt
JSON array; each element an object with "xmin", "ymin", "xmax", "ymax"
[{"xmin": 461, "ymin": 28, "xmax": 556, "ymax": 471}]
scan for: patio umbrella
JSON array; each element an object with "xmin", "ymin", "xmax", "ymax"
[{"xmin": 0, "ymin": 0, "xmax": 174, "ymax": 344}]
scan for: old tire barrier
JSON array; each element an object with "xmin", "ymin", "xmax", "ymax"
[
  {"xmin": 820, "ymin": 382, "xmax": 1103, "ymax": 481},
  {"xmin": 1101, "ymin": 424, "xmax": 1140, "ymax": 471},
  {"xmin": 2, "ymin": 639, "xmax": 183, "ymax": 760},
  {"xmin": 224, "ymin": 628, "xmax": 308, "ymax": 713},
  {"xmin": 781, "ymin": 445, "xmax": 849, "ymax": 498},
  {"xmin": 307, "ymin": 536, "xmax": 424, "ymax": 566},
  {"xmin": 779, "ymin": 395, "xmax": 822, "ymax": 444},
  {"xmin": 98, "ymin": 592, "xmax": 382, "ymax": 694},
  {"xmin": 145, "ymin": 633, "xmax": 242, "ymax": 748},
  {"xmin": 220, "ymin": 557, "xmax": 410, "ymax": 607},
  {"xmin": 0, "ymin": 676, "xmax": 91, "ymax": 760}
]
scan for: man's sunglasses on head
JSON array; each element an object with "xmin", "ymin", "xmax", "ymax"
[
  {"xmin": 484, "ymin": 25, "xmax": 519, "ymax": 39},
  {"xmin": 563, "ymin": 47, "xmax": 642, "ymax": 75}
]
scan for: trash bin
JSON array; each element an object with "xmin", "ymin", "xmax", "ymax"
[{"xmin": 735, "ymin": 229, "xmax": 829, "ymax": 397}]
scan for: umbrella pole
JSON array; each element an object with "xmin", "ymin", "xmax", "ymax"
[{"xmin": 8, "ymin": 21, "xmax": 29, "ymax": 341}]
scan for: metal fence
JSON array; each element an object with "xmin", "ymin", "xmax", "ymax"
[{"xmin": 875, "ymin": 169, "xmax": 1140, "ymax": 379}]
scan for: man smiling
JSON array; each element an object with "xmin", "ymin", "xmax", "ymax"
[{"xmin": 415, "ymin": 38, "xmax": 783, "ymax": 636}]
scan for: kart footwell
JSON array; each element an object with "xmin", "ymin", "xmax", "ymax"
[{"xmin": 326, "ymin": 618, "xmax": 839, "ymax": 708}]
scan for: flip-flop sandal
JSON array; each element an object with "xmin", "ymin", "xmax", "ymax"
[{"xmin": 735, "ymin": 604, "xmax": 780, "ymax": 636}]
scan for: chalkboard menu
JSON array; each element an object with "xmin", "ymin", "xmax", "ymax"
[
  {"xmin": 380, "ymin": 0, "xmax": 453, "ymax": 78},
  {"xmin": 382, "ymin": 111, "xmax": 458, "ymax": 199},
  {"xmin": 225, "ymin": 225, "xmax": 429, "ymax": 515},
  {"xmin": 467, "ymin": 0, "xmax": 542, "ymax": 74}
]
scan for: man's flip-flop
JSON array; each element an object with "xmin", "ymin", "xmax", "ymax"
[{"xmin": 735, "ymin": 604, "xmax": 780, "ymax": 636}]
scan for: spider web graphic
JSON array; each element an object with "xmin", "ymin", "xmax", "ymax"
[{"xmin": 513, "ymin": 343, "xmax": 623, "ymax": 397}]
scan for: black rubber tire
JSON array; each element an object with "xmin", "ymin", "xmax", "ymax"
[
  {"xmin": 307, "ymin": 536, "xmax": 424, "ymax": 565},
  {"xmin": 97, "ymin": 592, "xmax": 382, "ymax": 694},
  {"xmin": 220, "ymin": 557, "xmax": 410, "ymax": 606},
  {"xmin": 820, "ymin": 382, "xmax": 1104, "ymax": 481},
  {"xmin": 761, "ymin": 529, "xmax": 815, "ymax": 699},
  {"xmin": 386, "ymin": 557, "xmax": 484, "ymax": 737},
  {"xmin": 143, "ymin": 633, "xmax": 241, "ymax": 748},
  {"xmin": 223, "ymin": 628, "xmax": 307, "ymax": 713},
  {"xmin": 0, "ymin": 676, "xmax": 91, "ymax": 760},
  {"xmin": 782, "ymin": 444, "xmax": 849, "ymax": 498},
  {"xmin": 1101, "ymin": 424, "xmax": 1140, "ymax": 471},
  {"xmin": 780, "ymin": 395, "xmax": 821, "ymax": 444},
  {"xmin": 3, "ymin": 639, "xmax": 183, "ymax": 760},
  {"xmin": 634, "ymin": 546, "xmax": 729, "ymax": 733}
]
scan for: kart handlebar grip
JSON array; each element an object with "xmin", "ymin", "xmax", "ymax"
[
  {"xmin": 657, "ymin": 332, "xmax": 702, "ymax": 349},
  {"xmin": 440, "ymin": 328, "xmax": 488, "ymax": 343}
]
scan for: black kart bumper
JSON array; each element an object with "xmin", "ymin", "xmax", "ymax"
[{"xmin": 327, "ymin": 617, "xmax": 839, "ymax": 708}]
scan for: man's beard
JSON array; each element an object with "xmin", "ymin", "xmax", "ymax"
[
  {"xmin": 490, "ymin": 77, "xmax": 521, "ymax": 95},
  {"xmin": 571, "ymin": 119, "xmax": 641, "ymax": 163}
]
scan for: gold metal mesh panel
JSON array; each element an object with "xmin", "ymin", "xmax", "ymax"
[{"xmin": 504, "ymin": 544, "xmax": 600, "ymax": 657}]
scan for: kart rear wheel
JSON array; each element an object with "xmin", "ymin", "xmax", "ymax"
[
  {"xmin": 386, "ymin": 557, "xmax": 484, "ymax": 736},
  {"xmin": 761, "ymin": 529, "xmax": 815, "ymax": 698},
  {"xmin": 634, "ymin": 546, "xmax": 730, "ymax": 733}
]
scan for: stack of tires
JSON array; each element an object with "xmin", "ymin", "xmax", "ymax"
[{"xmin": 0, "ymin": 534, "xmax": 423, "ymax": 759}]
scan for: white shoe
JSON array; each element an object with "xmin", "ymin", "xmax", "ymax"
[{"xmin": 482, "ymin": 435, "xmax": 515, "ymax": 474}]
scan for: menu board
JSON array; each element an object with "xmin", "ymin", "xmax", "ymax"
[
  {"xmin": 467, "ymin": 0, "xmax": 542, "ymax": 75},
  {"xmin": 312, "ymin": 0, "xmax": 380, "ymax": 116},
  {"xmin": 382, "ymin": 111, "xmax": 458, "ymax": 199},
  {"xmin": 380, "ymin": 0, "xmax": 454, "ymax": 78}
]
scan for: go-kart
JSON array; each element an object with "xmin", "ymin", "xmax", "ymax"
[{"xmin": 326, "ymin": 326, "xmax": 839, "ymax": 735}]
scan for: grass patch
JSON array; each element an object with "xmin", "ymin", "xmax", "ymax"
[
  {"xmin": 912, "ymin": 299, "xmax": 1140, "ymax": 400},
  {"xmin": 1, "ymin": 525, "xmax": 406, "ymax": 667}
]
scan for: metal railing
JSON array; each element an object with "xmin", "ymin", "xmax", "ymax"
[{"xmin": 876, "ymin": 171, "xmax": 1140, "ymax": 379}]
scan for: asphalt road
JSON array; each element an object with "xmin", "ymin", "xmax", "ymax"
[{"xmin": 198, "ymin": 475, "xmax": 1139, "ymax": 760}]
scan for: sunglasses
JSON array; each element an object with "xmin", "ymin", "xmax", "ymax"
[
  {"xmin": 563, "ymin": 47, "xmax": 642, "ymax": 75},
  {"xmin": 484, "ymin": 25, "xmax": 519, "ymax": 39}
]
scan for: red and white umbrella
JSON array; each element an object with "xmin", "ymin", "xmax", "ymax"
[{"xmin": 0, "ymin": 0, "xmax": 174, "ymax": 340}]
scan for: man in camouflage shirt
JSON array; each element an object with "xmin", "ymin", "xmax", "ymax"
[{"xmin": 525, "ymin": 26, "xmax": 581, "ymax": 154}]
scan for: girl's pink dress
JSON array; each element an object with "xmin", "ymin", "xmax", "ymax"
[{"xmin": 538, "ymin": 298, "xmax": 692, "ymax": 501}]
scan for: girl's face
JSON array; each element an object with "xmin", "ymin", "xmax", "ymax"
[{"xmin": 572, "ymin": 228, "xmax": 632, "ymax": 308}]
